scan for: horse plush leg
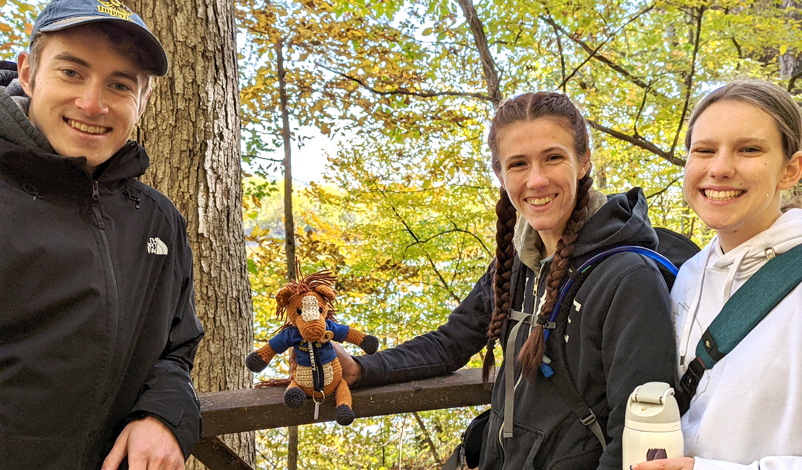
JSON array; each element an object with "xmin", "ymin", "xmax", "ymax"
[
  {"xmin": 284, "ymin": 380, "xmax": 307, "ymax": 408},
  {"xmin": 334, "ymin": 380, "xmax": 355, "ymax": 425},
  {"xmin": 246, "ymin": 344, "xmax": 276, "ymax": 372}
]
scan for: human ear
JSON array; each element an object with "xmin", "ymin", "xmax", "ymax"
[
  {"xmin": 137, "ymin": 86, "xmax": 153, "ymax": 120},
  {"xmin": 778, "ymin": 151, "xmax": 802, "ymax": 190},
  {"xmin": 578, "ymin": 153, "xmax": 592, "ymax": 179},
  {"xmin": 17, "ymin": 52, "xmax": 33, "ymax": 98}
]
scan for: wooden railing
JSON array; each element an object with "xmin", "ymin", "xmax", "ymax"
[{"xmin": 191, "ymin": 369, "xmax": 491, "ymax": 470}]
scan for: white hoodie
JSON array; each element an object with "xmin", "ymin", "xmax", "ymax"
[{"xmin": 671, "ymin": 208, "xmax": 802, "ymax": 470}]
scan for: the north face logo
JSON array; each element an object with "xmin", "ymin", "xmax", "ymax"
[{"xmin": 148, "ymin": 238, "xmax": 168, "ymax": 255}]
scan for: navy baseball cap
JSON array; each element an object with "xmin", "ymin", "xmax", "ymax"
[{"xmin": 31, "ymin": 0, "xmax": 169, "ymax": 76}]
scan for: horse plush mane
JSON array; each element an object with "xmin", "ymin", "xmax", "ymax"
[
  {"xmin": 246, "ymin": 269, "xmax": 378, "ymax": 425},
  {"xmin": 275, "ymin": 270, "xmax": 337, "ymax": 331}
]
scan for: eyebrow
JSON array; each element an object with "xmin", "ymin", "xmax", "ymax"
[
  {"xmin": 691, "ymin": 137, "xmax": 771, "ymax": 147},
  {"xmin": 52, "ymin": 52, "xmax": 142, "ymax": 86}
]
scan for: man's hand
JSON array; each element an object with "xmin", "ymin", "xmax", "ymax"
[
  {"xmin": 333, "ymin": 342, "xmax": 362, "ymax": 386},
  {"xmin": 101, "ymin": 415, "xmax": 184, "ymax": 470},
  {"xmin": 631, "ymin": 457, "xmax": 695, "ymax": 470}
]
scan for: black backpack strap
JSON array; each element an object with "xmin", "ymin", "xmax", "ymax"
[
  {"xmin": 676, "ymin": 244, "xmax": 802, "ymax": 413},
  {"xmin": 547, "ymin": 282, "xmax": 608, "ymax": 450},
  {"xmin": 550, "ymin": 355, "xmax": 607, "ymax": 450},
  {"xmin": 543, "ymin": 246, "xmax": 680, "ymax": 449}
]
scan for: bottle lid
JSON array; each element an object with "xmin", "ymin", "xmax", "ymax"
[{"xmin": 624, "ymin": 382, "xmax": 681, "ymax": 431}]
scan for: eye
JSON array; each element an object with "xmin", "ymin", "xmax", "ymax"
[
  {"xmin": 113, "ymin": 82, "xmax": 132, "ymax": 92},
  {"xmin": 296, "ymin": 308, "xmax": 302, "ymax": 314},
  {"xmin": 545, "ymin": 154, "xmax": 564, "ymax": 162},
  {"xmin": 62, "ymin": 69, "xmax": 79, "ymax": 78},
  {"xmin": 318, "ymin": 306, "xmax": 323, "ymax": 313},
  {"xmin": 740, "ymin": 146, "xmax": 760, "ymax": 154}
]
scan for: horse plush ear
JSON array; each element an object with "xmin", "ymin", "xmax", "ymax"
[
  {"xmin": 315, "ymin": 285, "xmax": 336, "ymax": 301},
  {"xmin": 276, "ymin": 286, "xmax": 295, "ymax": 310}
]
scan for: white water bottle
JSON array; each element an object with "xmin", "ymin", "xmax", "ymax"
[{"xmin": 622, "ymin": 382, "xmax": 684, "ymax": 469}]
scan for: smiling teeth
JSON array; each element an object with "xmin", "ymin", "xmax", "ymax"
[
  {"xmin": 67, "ymin": 119, "xmax": 108, "ymax": 135},
  {"xmin": 704, "ymin": 189, "xmax": 743, "ymax": 201},
  {"xmin": 526, "ymin": 196, "xmax": 554, "ymax": 206}
]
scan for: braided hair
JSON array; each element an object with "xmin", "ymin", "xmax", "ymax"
[{"xmin": 481, "ymin": 92, "xmax": 593, "ymax": 383}]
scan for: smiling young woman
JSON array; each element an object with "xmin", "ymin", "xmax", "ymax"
[
  {"xmin": 633, "ymin": 80, "xmax": 802, "ymax": 470},
  {"xmin": 335, "ymin": 92, "xmax": 698, "ymax": 470}
]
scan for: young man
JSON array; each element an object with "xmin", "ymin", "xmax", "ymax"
[{"xmin": 0, "ymin": 1, "xmax": 204, "ymax": 469}]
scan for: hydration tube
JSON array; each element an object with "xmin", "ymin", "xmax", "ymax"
[{"xmin": 540, "ymin": 246, "xmax": 679, "ymax": 377}]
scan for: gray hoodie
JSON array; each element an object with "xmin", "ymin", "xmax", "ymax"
[{"xmin": 0, "ymin": 61, "xmax": 54, "ymax": 153}]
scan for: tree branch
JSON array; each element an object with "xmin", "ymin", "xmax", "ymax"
[
  {"xmin": 540, "ymin": 5, "xmax": 656, "ymax": 91},
  {"xmin": 319, "ymin": 64, "xmax": 491, "ymax": 102},
  {"xmin": 457, "ymin": 0, "xmax": 503, "ymax": 107},
  {"xmin": 544, "ymin": 8, "xmax": 567, "ymax": 93},
  {"xmin": 588, "ymin": 119, "xmax": 686, "ymax": 167},
  {"xmin": 406, "ymin": 225, "xmax": 492, "ymax": 257},
  {"xmin": 646, "ymin": 177, "xmax": 681, "ymax": 200},
  {"xmin": 242, "ymin": 154, "xmax": 283, "ymax": 163},
  {"xmin": 670, "ymin": 6, "xmax": 705, "ymax": 157},
  {"xmin": 633, "ymin": 82, "xmax": 652, "ymax": 138},
  {"xmin": 412, "ymin": 412, "xmax": 442, "ymax": 467},
  {"xmin": 787, "ymin": 69, "xmax": 802, "ymax": 93},
  {"xmin": 376, "ymin": 186, "xmax": 463, "ymax": 304}
]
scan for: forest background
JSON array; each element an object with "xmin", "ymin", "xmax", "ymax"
[{"xmin": 2, "ymin": 0, "xmax": 801, "ymax": 468}]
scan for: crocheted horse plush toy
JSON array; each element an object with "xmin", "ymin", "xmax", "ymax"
[{"xmin": 245, "ymin": 270, "xmax": 378, "ymax": 425}]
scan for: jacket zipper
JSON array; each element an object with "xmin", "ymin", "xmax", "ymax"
[{"xmin": 82, "ymin": 180, "xmax": 121, "ymax": 463}]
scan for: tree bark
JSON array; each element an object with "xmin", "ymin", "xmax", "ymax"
[{"xmin": 128, "ymin": 0, "xmax": 255, "ymax": 467}]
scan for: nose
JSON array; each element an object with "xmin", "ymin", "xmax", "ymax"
[
  {"xmin": 75, "ymin": 84, "xmax": 109, "ymax": 116},
  {"xmin": 707, "ymin": 148, "xmax": 736, "ymax": 179},
  {"xmin": 300, "ymin": 295, "xmax": 320, "ymax": 323},
  {"xmin": 525, "ymin": 166, "xmax": 549, "ymax": 189}
]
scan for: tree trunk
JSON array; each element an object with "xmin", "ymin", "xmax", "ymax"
[
  {"xmin": 128, "ymin": 0, "xmax": 255, "ymax": 467},
  {"xmin": 780, "ymin": 0, "xmax": 802, "ymax": 93},
  {"xmin": 276, "ymin": 36, "xmax": 299, "ymax": 470}
]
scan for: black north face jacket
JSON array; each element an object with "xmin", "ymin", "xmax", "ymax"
[{"xmin": 0, "ymin": 62, "xmax": 204, "ymax": 469}]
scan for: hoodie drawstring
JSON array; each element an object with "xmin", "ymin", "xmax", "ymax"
[
  {"xmin": 679, "ymin": 244, "xmax": 713, "ymax": 367},
  {"xmin": 22, "ymin": 181, "xmax": 42, "ymax": 200},
  {"xmin": 121, "ymin": 187, "xmax": 141, "ymax": 209}
]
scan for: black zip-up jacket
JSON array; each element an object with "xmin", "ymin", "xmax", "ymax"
[
  {"xmin": 0, "ymin": 62, "xmax": 204, "ymax": 469},
  {"xmin": 354, "ymin": 188, "xmax": 697, "ymax": 470}
]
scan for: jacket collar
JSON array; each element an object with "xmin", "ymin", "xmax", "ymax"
[
  {"xmin": 513, "ymin": 188, "xmax": 607, "ymax": 270},
  {"xmin": 0, "ymin": 137, "xmax": 150, "ymax": 200}
]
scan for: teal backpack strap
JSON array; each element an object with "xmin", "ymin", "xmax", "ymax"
[{"xmin": 677, "ymin": 244, "xmax": 802, "ymax": 413}]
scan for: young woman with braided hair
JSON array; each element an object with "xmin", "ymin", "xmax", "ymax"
[{"xmin": 335, "ymin": 92, "xmax": 695, "ymax": 469}]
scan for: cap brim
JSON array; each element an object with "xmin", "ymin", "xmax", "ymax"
[{"xmin": 39, "ymin": 16, "xmax": 169, "ymax": 76}]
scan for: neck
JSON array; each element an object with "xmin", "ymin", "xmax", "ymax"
[
  {"xmin": 541, "ymin": 235, "xmax": 558, "ymax": 258},
  {"xmin": 717, "ymin": 208, "xmax": 783, "ymax": 254}
]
